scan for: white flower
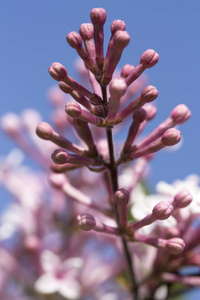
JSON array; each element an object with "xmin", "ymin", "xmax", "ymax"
[
  {"xmin": 35, "ymin": 250, "xmax": 83, "ymax": 299},
  {"xmin": 156, "ymin": 174, "xmax": 200, "ymax": 217}
]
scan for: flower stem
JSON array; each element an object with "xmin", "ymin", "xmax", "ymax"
[{"xmin": 101, "ymin": 85, "xmax": 138, "ymax": 299}]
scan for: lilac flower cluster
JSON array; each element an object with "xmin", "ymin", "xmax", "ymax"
[{"xmin": 1, "ymin": 7, "xmax": 200, "ymax": 300}]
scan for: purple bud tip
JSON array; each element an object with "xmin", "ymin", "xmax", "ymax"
[
  {"xmin": 49, "ymin": 62, "xmax": 67, "ymax": 81},
  {"xmin": 79, "ymin": 23, "xmax": 94, "ymax": 40},
  {"xmin": 111, "ymin": 20, "xmax": 126, "ymax": 35},
  {"xmin": 113, "ymin": 30, "xmax": 130, "ymax": 49},
  {"xmin": 121, "ymin": 64, "xmax": 135, "ymax": 78},
  {"xmin": 109, "ymin": 78, "xmax": 127, "ymax": 98},
  {"xmin": 140, "ymin": 49, "xmax": 159, "ymax": 68},
  {"xmin": 77, "ymin": 213, "xmax": 96, "ymax": 231},
  {"xmin": 49, "ymin": 173, "xmax": 66, "ymax": 189},
  {"xmin": 115, "ymin": 188, "xmax": 129, "ymax": 205},
  {"xmin": 36, "ymin": 122, "xmax": 53, "ymax": 140},
  {"xmin": 51, "ymin": 149, "xmax": 69, "ymax": 164},
  {"xmin": 133, "ymin": 108, "xmax": 147, "ymax": 123},
  {"xmin": 166, "ymin": 238, "xmax": 185, "ymax": 254},
  {"xmin": 173, "ymin": 189, "xmax": 193, "ymax": 209},
  {"xmin": 170, "ymin": 104, "xmax": 191, "ymax": 124},
  {"xmin": 90, "ymin": 8, "xmax": 107, "ymax": 25},
  {"xmin": 65, "ymin": 102, "xmax": 82, "ymax": 118},
  {"xmin": 66, "ymin": 31, "xmax": 82, "ymax": 49},
  {"xmin": 162, "ymin": 128, "xmax": 181, "ymax": 146},
  {"xmin": 141, "ymin": 85, "xmax": 159, "ymax": 102},
  {"xmin": 152, "ymin": 201, "xmax": 174, "ymax": 220}
]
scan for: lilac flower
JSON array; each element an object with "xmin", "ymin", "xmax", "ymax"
[
  {"xmin": 1, "ymin": 6, "xmax": 198, "ymax": 300},
  {"xmin": 34, "ymin": 250, "xmax": 83, "ymax": 299}
]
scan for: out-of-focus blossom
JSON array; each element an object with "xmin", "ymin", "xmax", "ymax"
[{"xmin": 34, "ymin": 250, "xmax": 83, "ymax": 299}]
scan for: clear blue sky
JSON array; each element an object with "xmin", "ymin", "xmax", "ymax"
[
  {"xmin": 1, "ymin": 0, "xmax": 199, "ymax": 186},
  {"xmin": 0, "ymin": 1, "xmax": 200, "ymax": 297}
]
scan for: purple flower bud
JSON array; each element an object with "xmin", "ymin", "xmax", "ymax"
[
  {"xmin": 36, "ymin": 121, "xmax": 85, "ymax": 155},
  {"xmin": 36, "ymin": 122, "xmax": 53, "ymax": 140},
  {"xmin": 79, "ymin": 23, "xmax": 96, "ymax": 60},
  {"xmin": 109, "ymin": 78, "xmax": 127, "ymax": 99},
  {"xmin": 67, "ymin": 31, "xmax": 99, "ymax": 75},
  {"xmin": 90, "ymin": 8, "xmax": 107, "ymax": 68},
  {"xmin": 52, "ymin": 149, "xmax": 95, "ymax": 165},
  {"xmin": 121, "ymin": 64, "xmax": 135, "ymax": 78},
  {"xmin": 51, "ymin": 149, "xmax": 70, "ymax": 164},
  {"xmin": 48, "ymin": 62, "xmax": 67, "ymax": 81},
  {"xmin": 65, "ymin": 102, "xmax": 82, "ymax": 118},
  {"xmin": 90, "ymin": 8, "xmax": 107, "ymax": 25},
  {"xmin": 140, "ymin": 49, "xmax": 159, "ymax": 68},
  {"xmin": 115, "ymin": 189, "xmax": 129, "ymax": 227},
  {"xmin": 140, "ymin": 85, "xmax": 159, "ymax": 102},
  {"xmin": 152, "ymin": 201, "xmax": 174, "ymax": 220},
  {"xmin": 102, "ymin": 30, "xmax": 130, "ymax": 85},
  {"xmin": 66, "ymin": 31, "xmax": 82, "ymax": 49},
  {"xmin": 59, "ymin": 82, "xmax": 93, "ymax": 112},
  {"xmin": 110, "ymin": 19, "xmax": 126, "ymax": 36},
  {"xmin": 106, "ymin": 78, "xmax": 127, "ymax": 124},
  {"xmin": 65, "ymin": 102, "xmax": 104, "ymax": 126},
  {"xmin": 173, "ymin": 189, "xmax": 193, "ymax": 209},
  {"xmin": 170, "ymin": 104, "xmax": 191, "ymax": 125},
  {"xmin": 115, "ymin": 188, "xmax": 129, "ymax": 206},
  {"xmin": 77, "ymin": 213, "xmax": 96, "ymax": 231},
  {"xmin": 161, "ymin": 128, "xmax": 181, "ymax": 146},
  {"xmin": 115, "ymin": 86, "xmax": 158, "ymax": 122},
  {"xmin": 166, "ymin": 238, "xmax": 185, "ymax": 254},
  {"xmin": 79, "ymin": 23, "xmax": 94, "ymax": 40},
  {"xmin": 125, "ymin": 50, "xmax": 159, "ymax": 86}
]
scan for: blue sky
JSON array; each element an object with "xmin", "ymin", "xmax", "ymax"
[
  {"xmin": 0, "ymin": 1, "xmax": 200, "ymax": 297},
  {"xmin": 1, "ymin": 0, "xmax": 199, "ymax": 187}
]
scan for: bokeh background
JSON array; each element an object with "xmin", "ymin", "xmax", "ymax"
[{"xmin": 0, "ymin": 1, "xmax": 200, "ymax": 298}]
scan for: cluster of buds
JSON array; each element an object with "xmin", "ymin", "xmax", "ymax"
[{"xmin": 1, "ymin": 7, "xmax": 199, "ymax": 300}]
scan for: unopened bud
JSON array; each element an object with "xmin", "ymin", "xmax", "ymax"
[
  {"xmin": 162, "ymin": 128, "xmax": 181, "ymax": 146},
  {"xmin": 173, "ymin": 189, "xmax": 192, "ymax": 209},
  {"xmin": 152, "ymin": 201, "xmax": 173, "ymax": 220},
  {"xmin": 52, "ymin": 149, "xmax": 70, "ymax": 164},
  {"xmin": 48, "ymin": 62, "xmax": 67, "ymax": 81},
  {"xmin": 141, "ymin": 85, "xmax": 159, "ymax": 102},
  {"xmin": 90, "ymin": 8, "xmax": 107, "ymax": 25},
  {"xmin": 65, "ymin": 102, "xmax": 82, "ymax": 118},
  {"xmin": 111, "ymin": 19, "xmax": 126, "ymax": 35},
  {"xmin": 115, "ymin": 188, "xmax": 129, "ymax": 206},
  {"xmin": 121, "ymin": 64, "xmax": 135, "ymax": 78},
  {"xmin": 140, "ymin": 49, "xmax": 159, "ymax": 68},
  {"xmin": 79, "ymin": 23, "xmax": 94, "ymax": 40},
  {"xmin": 109, "ymin": 78, "xmax": 127, "ymax": 98},
  {"xmin": 170, "ymin": 104, "xmax": 191, "ymax": 124},
  {"xmin": 77, "ymin": 213, "xmax": 96, "ymax": 231},
  {"xmin": 166, "ymin": 238, "xmax": 185, "ymax": 254},
  {"xmin": 66, "ymin": 31, "xmax": 82, "ymax": 49},
  {"xmin": 36, "ymin": 122, "xmax": 53, "ymax": 140}
]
